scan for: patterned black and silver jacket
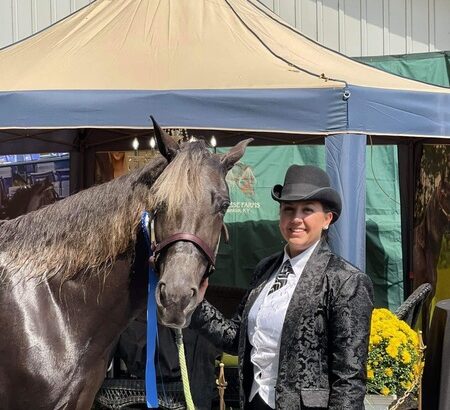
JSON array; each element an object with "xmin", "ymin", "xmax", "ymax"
[{"xmin": 191, "ymin": 239, "xmax": 374, "ymax": 409}]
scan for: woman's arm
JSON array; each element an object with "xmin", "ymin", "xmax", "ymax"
[
  {"xmin": 190, "ymin": 299, "xmax": 242, "ymax": 354},
  {"xmin": 190, "ymin": 254, "xmax": 279, "ymax": 354}
]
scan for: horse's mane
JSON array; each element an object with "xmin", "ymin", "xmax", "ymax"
[
  {"xmin": 0, "ymin": 142, "xmax": 214, "ymax": 284},
  {"xmin": 0, "ymin": 156, "xmax": 166, "ymax": 283}
]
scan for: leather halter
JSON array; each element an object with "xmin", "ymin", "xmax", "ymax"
[
  {"xmin": 154, "ymin": 232, "xmax": 217, "ymax": 276},
  {"xmin": 151, "ymin": 214, "xmax": 229, "ymax": 279}
]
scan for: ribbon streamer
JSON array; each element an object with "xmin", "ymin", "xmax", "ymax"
[{"xmin": 141, "ymin": 211, "xmax": 159, "ymax": 408}]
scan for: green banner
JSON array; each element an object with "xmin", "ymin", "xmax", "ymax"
[{"xmin": 365, "ymin": 145, "xmax": 403, "ymax": 310}]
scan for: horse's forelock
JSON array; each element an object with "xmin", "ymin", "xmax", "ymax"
[{"xmin": 149, "ymin": 141, "xmax": 215, "ymax": 219}]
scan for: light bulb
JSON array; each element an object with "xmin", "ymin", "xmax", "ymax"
[
  {"xmin": 149, "ymin": 137, "xmax": 156, "ymax": 149},
  {"xmin": 132, "ymin": 137, "xmax": 139, "ymax": 150},
  {"xmin": 210, "ymin": 136, "xmax": 217, "ymax": 147}
]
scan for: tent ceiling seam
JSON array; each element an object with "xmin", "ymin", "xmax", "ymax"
[{"xmin": 225, "ymin": 0, "xmax": 348, "ymax": 87}]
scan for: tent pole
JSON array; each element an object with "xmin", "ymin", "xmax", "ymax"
[
  {"xmin": 325, "ymin": 133, "xmax": 366, "ymax": 272},
  {"xmin": 397, "ymin": 141, "xmax": 419, "ymax": 298}
]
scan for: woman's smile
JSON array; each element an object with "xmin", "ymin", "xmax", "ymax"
[{"xmin": 279, "ymin": 201, "xmax": 333, "ymax": 256}]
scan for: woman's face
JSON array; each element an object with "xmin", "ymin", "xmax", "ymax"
[{"xmin": 279, "ymin": 200, "xmax": 333, "ymax": 257}]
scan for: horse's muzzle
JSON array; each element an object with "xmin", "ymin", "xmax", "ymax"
[{"xmin": 155, "ymin": 281, "xmax": 198, "ymax": 328}]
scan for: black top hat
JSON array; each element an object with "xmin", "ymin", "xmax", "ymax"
[{"xmin": 271, "ymin": 165, "xmax": 342, "ymax": 223}]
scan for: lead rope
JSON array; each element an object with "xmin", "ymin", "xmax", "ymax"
[
  {"xmin": 173, "ymin": 226, "xmax": 223, "ymax": 410},
  {"xmin": 147, "ymin": 212, "xmax": 195, "ymax": 410},
  {"xmin": 174, "ymin": 329, "xmax": 195, "ymax": 410}
]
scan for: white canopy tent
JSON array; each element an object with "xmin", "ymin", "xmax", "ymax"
[{"xmin": 0, "ymin": 0, "xmax": 448, "ymax": 137}]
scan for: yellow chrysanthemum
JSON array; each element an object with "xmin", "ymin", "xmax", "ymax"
[
  {"xmin": 384, "ymin": 368, "xmax": 393, "ymax": 377},
  {"xmin": 402, "ymin": 381, "xmax": 412, "ymax": 390},
  {"xmin": 371, "ymin": 334, "xmax": 382, "ymax": 344},
  {"xmin": 380, "ymin": 386, "xmax": 390, "ymax": 396},
  {"xmin": 367, "ymin": 308, "xmax": 423, "ymax": 396},
  {"xmin": 402, "ymin": 350, "xmax": 412, "ymax": 364},
  {"xmin": 385, "ymin": 342, "xmax": 399, "ymax": 358}
]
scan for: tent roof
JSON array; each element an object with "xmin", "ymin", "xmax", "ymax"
[
  {"xmin": 0, "ymin": 0, "xmax": 449, "ymax": 136},
  {"xmin": 0, "ymin": 0, "xmax": 446, "ymax": 93},
  {"xmin": 0, "ymin": 0, "xmax": 338, "ymax": 91}
]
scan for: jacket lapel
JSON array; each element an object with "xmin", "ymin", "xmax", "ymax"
[{"xmin": 279, "ymin": 239, "xmax": 332, "ymax": 354}]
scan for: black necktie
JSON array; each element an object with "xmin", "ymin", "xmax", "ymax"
[{"xmin": 268, "ymin": 260, "xmax": 294, "ymax": 295}]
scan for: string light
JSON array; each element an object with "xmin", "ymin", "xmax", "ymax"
[
  {"xmin": 210, "ymin": 135, "xmax": 217, "ymax": 153},
  {"xmin": 149, "ymin": 137, "xmax": 156, "ymax": 149}
]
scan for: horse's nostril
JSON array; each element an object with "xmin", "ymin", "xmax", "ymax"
[
  {"xmin": 158, "ymin": 282, "xmax": 167, "ymax": 306},
  {"xmin": 190, "ymin": 287, "xmax": 197, "ymax": 300}
]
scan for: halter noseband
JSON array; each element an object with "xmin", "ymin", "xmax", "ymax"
[
  {"xmin": 154, "ymin": 232, "xmax": 217, "ymax": 277},
  {"xmin": 149, "ymin": 212, "xmax": 229, "ymax": 279}
]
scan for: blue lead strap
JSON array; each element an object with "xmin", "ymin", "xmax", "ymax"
[{"xmin": 141, "ymin": 211, "xmax": 159, "ymax": 408}]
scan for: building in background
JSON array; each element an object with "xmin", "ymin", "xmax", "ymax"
[{"xmin": 1, "ymin": 0, "xmax": 449, "ymax": 55}]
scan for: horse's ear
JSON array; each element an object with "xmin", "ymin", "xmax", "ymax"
[
  {"xmin": 221, "ymin": 138, "xmax": 253, "ymax": 171},
  {"xmin": 150, "ymin": 116, "xmax": 179, "ymax": 162}
]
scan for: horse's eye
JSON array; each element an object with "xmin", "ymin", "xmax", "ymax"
[{"xmin": 219, "ymin": 201, "xmax": 230, "ymax": 215}]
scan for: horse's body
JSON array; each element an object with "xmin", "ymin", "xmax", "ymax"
[
  {"xmin": 413, "ymin": 178, "xmax": 450, "ymax": 338},
  {"xmin": 0, "ymin": 122, "xmax": 250, "ymax": 409}
]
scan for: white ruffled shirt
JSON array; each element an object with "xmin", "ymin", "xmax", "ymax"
[{"xmin": 247, "ymin": 241, "xmax": 319, "ymax": 408}]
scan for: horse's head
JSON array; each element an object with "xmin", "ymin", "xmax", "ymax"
[
  {"xmin": 150, "ymin": 119, "xmax": 252, "ymax": 328},
  {"xmin": 27, "ymin": 179, "xmax": 58, "ymax": 212}
]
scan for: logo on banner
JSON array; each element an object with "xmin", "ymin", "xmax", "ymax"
[{"xmin": 226, "ymin": 162, "xmax": 260, "ymax": 214}]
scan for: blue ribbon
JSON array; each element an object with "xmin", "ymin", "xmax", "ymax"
[{"xmin": 141, "ymin": 211, "xmax": 159, "ymax": 408}]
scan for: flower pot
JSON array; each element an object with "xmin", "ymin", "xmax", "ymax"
[{"xmin": 364, "ymin": 394, "xmax": 397, "ymax": 410}]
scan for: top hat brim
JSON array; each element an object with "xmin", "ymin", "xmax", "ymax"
[{"xmin": 271, "ymin": 184, "xmax": 342, "ymax": 223}]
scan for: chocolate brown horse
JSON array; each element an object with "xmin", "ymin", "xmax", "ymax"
[
  {"xmin": 0, "ymin": 121, "xmax": 251, "ymax": 410},
  {"xmin": 0, "ymin": 178, "xmax": 58, "ymax": 220}
]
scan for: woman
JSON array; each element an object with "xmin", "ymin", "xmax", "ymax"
[{"xmin": 193, "ymin": 165, "xmax": 374, "ymax": 410}]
